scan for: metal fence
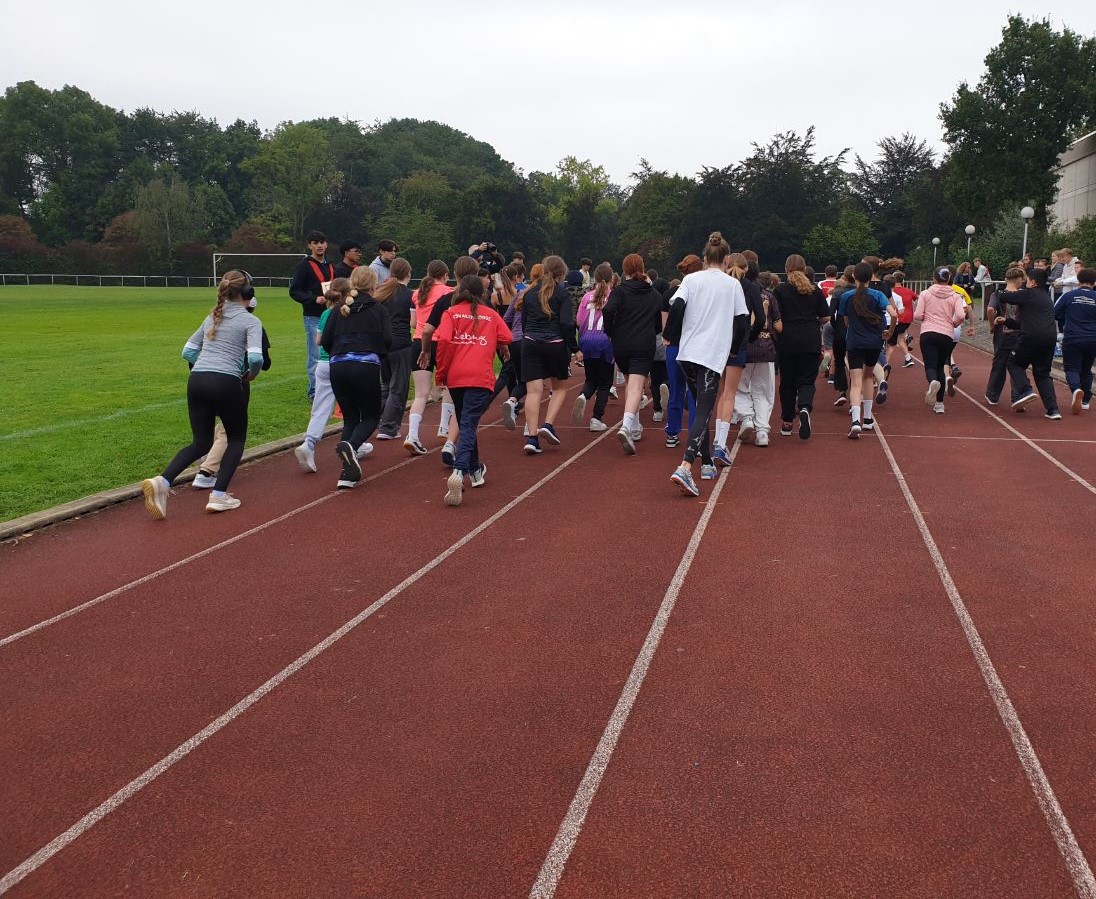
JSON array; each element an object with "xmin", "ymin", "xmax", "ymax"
[{"xmin": 0, "ymin": 274, "xmax": 292, "ymax": 288}]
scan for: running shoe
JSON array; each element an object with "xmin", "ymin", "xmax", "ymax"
[
  {"xmin": 404, "ymin": 437, "xmax": 428, "ymax": 456},
  {"xmin": 589, "ymin": 418, "xmax": 608, "ymax": 432},
  {"xmin": 571, "ymin": 394, "xmax": 587, "ymax": 425},
  {"xmin": 443, "ymin": 470, "xmax": 464, "ymax": 507},
  {"xmin": 1045, "ymin": 410, "xmax": 1063, "ymax": 420},
  {"xmin": 609, "ymin": 386, "xmax": 618, "ymax": 399},
  {"xmin": 933, "ymin": 402, "xmax": 946, "ymax": 414},
  {"xmin": 671, "ymin": 465, "xmax": 700, "ymax": 497},
  {"xmin": 665, "ymin": 433, "xmax": 679, "ymax": 448},
  {"xmin": 1072, "ymin": 388, "xmax": 1084, "ymax": 415},
  {"xmin": 946, "ymin": 375, "xmax": 956, "ymax": 397},
  {"xmin": 192, "ymin": 471, "xmax": 217, "ymax": 489},
  {"xmin": 617, "ymin": 426, "xmax": 636, "ymax": 455},
  {"xmin": 470, "ymin": 463, "xmax": 487, "ymax": 487},
  {"xmin": 902, "ymin": 355, "xmax": 916, "ymax": 368},
  {"xmin": 336, "ymin": 440, "xmax": 361, "ymax": 481},
  {"xmin": 501, "ymin": 399, "xmax": 517, "ymax": 431},
  {"xmin": 883, "ymin": 364, "xmax": 892, "ymax": 379},
  {"xmin": 205, "ymin": 493, "xmax": 241, "ymax": 513},
  {"xmin": 632, "ymin": 425, "xmax": 643, "ymax": 441},
  {"xmin": 524, "ymin": 436, "xmax": 542, "ymax": 455},
  {"xmin": 441, "ymin": 441, "xmax": 455, "ymax": 466},
  {"xmin": 356, "ymin": 442, "xmax": 373, "ymax": 458},
  {"xmin": 905, "ymin": 332, "xmax": 914, "ymax": 349},
  {"xmin": 141, "ymin": 476, "xmax": 169, "ymax": 520},
  {"xmin": 659, "ymin": 383, "xmax": 670, "ymax": 413},
  {"xmin": 1084, "ymin": 401, "xmax": 1092, "ymax": 411},
  {"xmin": 755, "ymin": 430, "xmax": 769, "ymax": 447},
  {"xmin": 375, "ymin": 431, "xmax": 401, "ymax": 440},
  {"xmin": 925, "ymin": 381, "xmax": 941, "ymax": 408},
  {"xmin": 295, "ymin": 443, "xmax": 317, "ymax": 472},
  {"xmin": 833, "ymin": 393, "xmax": 848, "ymax": 407},
  {"xmin": 639, "ymin": 394, "xmax": 651, "ymax": 409},
  {"xmin": 848, "ymin": 422, "xmax": 861, "ymax": 440},
  {"xmin": 780, "ymin": 422, "xmax": 793, "ymax": 436},
  {"xmin": 712, "ymin": 444, "xmax": 733, "ymax": 468},
  {"xmin": 861, "ymin": 418, "xmax": 875, "ymax": 431},
  {"xmin": 876, "ymin": 380, "xmax": 889, "ymax": 406},
  {"xmin": 1011, "ymin": 390, "xmax": 1038, "ymax": 410},
  {"xmin": 738, "ymin": 420, "xmax": 756, "ymax": 444},
  {"xmin": 539, "ymin": 423, "xmax": 561, "ymax": 445},
  {"xmin": 700, "ymin": 463, "xmax": 717, "ymax": 480},
  {"xmin": 798, "ymin": 408, "xmax": 811, "ymax": 440},
  {"xmin": 437, "ymin": 424, "xmax": 450, "ymax": 439},
  {"xmin": 652, "ymin": 411, "xmax": 664, "ymax": 422},
  {"xmin": 952, "ymin": 366, "xmax": 963, "ymax": 383},
  {"xmin": 984, "ymin": 394, "xmax": 999, "ymax": 406}
]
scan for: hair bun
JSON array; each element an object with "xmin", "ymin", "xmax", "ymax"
[{"xmin": 708, "ymin": 231, "xmax": 723, "ymax": 246}]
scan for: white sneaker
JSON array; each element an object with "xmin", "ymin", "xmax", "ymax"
[
  {"xmin": 469, "ymin": 463, "xmax": 487, "ymax": 488},
  {"xmin": 294, "ymin": 443, "xmax": 317, "ymax": 472},
  {"xmin": 205, "ymin": 493, "xmax": 241, "ymax": 513},
  {"xmin": 609, "ymin": 386, "xmax": 618, "ymax": 399},
  {"xmin": 441, "ymin": 441, "xmax": 456, "ymax": 466},
  {"xmin": 617, "ymin": 427, "xmax": 636, "ymax": 455},
  {"xmin": 356, "ymin": 442, "xmax": 373, "ymax": 458},
  {"xmin": 615, "ymin": 370, "xmax": 625, "ymax": 386},
  {"xmin": 652, "ymin": 411, "xmax": 663, "ymax": 422},
  {"xmin": 730, "ymin": 412, "xmax": 740, "ymax": 426},
  {"xmin": 632, "ymin": 426, "xmax": 643, "ymax": 441},
  {"xmin": 571, "ymin": 393, "xmax": 587, "ymax": 425},
  {"xmin": 589, "ymin": 418, "xmax": 608, "ymax": 432},
  {"xmin": 141, "ymin": 476, "xmax": 169, "ymax": 520},
  {"xmin": 375, "ymin": 431, "xmax": 401, "ymax": 440},
  {"xmin": 925, "ymin": 381, "xmax": 941, "ymax": 408},
  {"xmin": 444, "ymin": 470, "xmax": 464, "ymax": 506},
  {"xmin": 192, "ymin": 472, "xmax": 217, "ymax": 489},
  {"xmin": 933, "ymin": 402, "xmax": 946, "ymax": 414},
  {"xmin": 639, "ymin": 394, "xmax": 651, "ymax": 409},
  {"xmin": 755, "ymin": 430, "xmax": 769, "ymax": 447},
  {"xmin": 738, "ymin": 419, "xmax": 756, "ymax": 444},
  {"xmin": 659, "ymin": 382, "xmax": 670, "ymax": 413},
  {"xmin": 501, "ymin": 399, "xmax": 517, "ymax": 431}
]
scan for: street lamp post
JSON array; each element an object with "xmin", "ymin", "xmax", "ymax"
[
  {"xmin": 932, "ymin": 237, "xmax": 940, "ymax": 267},
  {"xmin": 1020, "ymin": 206, "xmax": 1035, "ymax": 260},
  {"xmin": 965, "ymin": 224, "xmax": 976, "ymax": 258}
]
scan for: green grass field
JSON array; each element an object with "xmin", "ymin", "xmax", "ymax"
[{"xmin": 0, "ymin": 286, "xmax": 328, "ymax": 522}]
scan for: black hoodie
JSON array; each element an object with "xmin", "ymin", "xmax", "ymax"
[
  {"xmin": 320, "ymin": 296, "xmax": 393, "ymax": 358},
  {"xmin": 603, "ymin": 278, "xmax": 665, "ymax": 353}
]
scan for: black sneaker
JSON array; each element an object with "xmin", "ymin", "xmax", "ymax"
[
  {"xmin": 336, "ymin": 440, "xmax": 362, "ymax": 480},
  {"xmin": 665, "ymin": 433, "xmax": 680, "ymax": 448},
  {"xmin": 524, "ymin": 436, "xmax": 542, "ymax": 455},
  {"xmin": 798, "ymin": 408, "xmax": 811, "ymax": 440},
  {"xmin": 538, "ymin": 422, "xmax": 561, "ymax": 445}
]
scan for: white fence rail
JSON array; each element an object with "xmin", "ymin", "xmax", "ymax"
[{"xmin": 0, "ymin": 274, "xmax": 292, "ymax": 288}]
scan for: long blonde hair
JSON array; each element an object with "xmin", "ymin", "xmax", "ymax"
[
  {"xmin": 785, "ymin": 254, "xmax": 814, "ymax": 294},
  {"xmin": 373, "ymin": 257, "xmax": 411, "ymax": 302},
  {"xmin": 209, "ymin": 270, "xmax": 247, "ymax": 339}
]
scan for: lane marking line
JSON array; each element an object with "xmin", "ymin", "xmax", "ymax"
[
  {"xmin": 529, "ymin": 442, "xmax": 740, "ymax": 899},
  {"xmin": 875, "ymin": 423, "xmax": 1096, "ymax": 898},
  {"xmin": 0, "ymin": 424, "xmax": 618, "ymax": 896},
  {"xmin": 873, "ymin": 433, "xmax": 1096, "ymax": 445}
]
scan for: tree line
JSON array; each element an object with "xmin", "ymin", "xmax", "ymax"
[{"xmin": 1, "ymin": 15, "xmax": 1094, "ymax": 280}]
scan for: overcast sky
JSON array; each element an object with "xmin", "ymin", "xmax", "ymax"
[{"xmin": 3, "ymin": 1, "xmax": 1094, "ymax": 186}]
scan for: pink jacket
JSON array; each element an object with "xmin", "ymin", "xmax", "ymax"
[{"xmin": 914, "ymin": 284, "xmax": 966, "ymax": 337}]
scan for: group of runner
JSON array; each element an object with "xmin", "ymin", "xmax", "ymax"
[{"xmin": 139, "ymin": 234, "xmax": 1096, "ymax": 517}]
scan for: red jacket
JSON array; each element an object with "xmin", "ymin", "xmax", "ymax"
[
  {"xmin": 893, "ymin": 285, "xmax": 916, "ymax": 324},
  {"xmin": 435, "ymin": 302, "xmax": 512, "ymax": 390}
]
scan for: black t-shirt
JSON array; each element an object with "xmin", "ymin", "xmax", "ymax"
[
  {"xmin": 384, "ymin": 284, "xmax": 414, "ymax": 350},
  {"xmin": 773, "ymin": 282, "xmax": 829, "ymax": 354}
]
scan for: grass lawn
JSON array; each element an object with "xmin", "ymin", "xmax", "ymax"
[{"xmin": 0, "ymin": 285, "xmax": 329, "ymax": 522}]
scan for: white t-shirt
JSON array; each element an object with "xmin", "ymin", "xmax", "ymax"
[{"xmin": 671, "ymin": 268, "xmax": 748, "ymax": 373}]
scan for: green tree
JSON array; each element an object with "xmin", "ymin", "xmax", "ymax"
[
  {"xmin": 242, "ymin": 122, "xmax": 342, "ymax": 241},
  {"xmin": 803, "ymin": 209, "xmax": 879, "ymax": 268},
  {"xmin": 940, "ymin": 16, "xmax": 1096, "ymax": 226},
  {"xmin": 133, "ymin": 175, "xmax": 207, "ymax": 269},
  {"xmin": 619, "ymin": 159, "xmax": 695, "ymax": 270},
  {"xmin": 528, "ymin": 157, "xmax": 622, "ymax": 262},
  {"xmin": 853, "ymin": 134, "xmax": 936, "ymax": 257}
]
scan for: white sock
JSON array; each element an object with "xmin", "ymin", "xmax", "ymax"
[
  {"xmin": 409, "ymin": 412, "xmax": 422, "ymax": 441},
  {"xmin": 211, "ymin": 489, "xmax": 225, "ymax": 498},
  {"xmin": 439, "ymin": 402, "xmax": 454, "ymax": 432},
  {"xmin": 851, "ymin": 407, "xmax": 861, "ymax": 424},
  {"xmin": 715, "ymin": 419, "xmax": 730, "ymax": 447},
  {"xmin": 622, "ymin": 412, "xmax": 637, "ymax": 432},
  {"xmin": 862, "ymin": 400, "xmax": 873, "ymax": 419}
]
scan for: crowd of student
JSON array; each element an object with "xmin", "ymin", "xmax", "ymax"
[{"xmin": 139, "ymin": 231, "xmax": 1096, "ymax": 517}]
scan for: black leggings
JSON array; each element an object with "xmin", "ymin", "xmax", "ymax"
[
  {"xmin": 330, "ymin": 360, "xmax": 382, "ymax": 449},
  {"xmin": 680, "ymin": 361, "xmax": 720, "ymax": 464},
  {"xmin": 581, "ymin": 356, "xmax": 614, "ymax": 420},
  {"xmin": 164, "ymin": 371, "xmax": 247, "ymax": 491},
  {"xmin": 650, "ymin": 360, "xmax": 668, "ymax": 410},
  {"xmin": 493, "ymin": 343, "xmax": 526, "ymax": 402},
  {"xmin": 920, "ymin": 331, "xmax": 955, "ymax": 402}
]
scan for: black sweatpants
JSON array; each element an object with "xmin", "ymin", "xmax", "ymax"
[
  {"xmin": 330, "ymin": 360, "xmax": 382, "ymax": 450},
  {"xmin": 680, "ymin": 361, "xmax": 720, "ymax": 465},
  {"xmin": 650, "ymin": 360, "xmax": 668, "ymax": 411},
  {"xmin": 163, "ymin": 371, "xmax": 247, "ymax": 491},
  {"xmin": 378, "ymin": 344, "xmax": 414, "ymax": 437},
  {"xmin": 580, "ymin": 357, "xmax": 614, "ymax": 421},
  {"xmin": 919, "ymin": 331, "xmax": 955, "ymax": 403},
  {"xmin": 985, "ymin": 332, "xmax": 1019, "ymax": 403},
  {"xmin": 1008, "ymin": 338, "xmax": 1058, "ymax": 412},
  {"xmin": 777, "ymin": 350, "xmax": 820, "ymax": 422},
  {"xmin": 831, "ymin": 331, "xmax": 849, "ymax": 393}
]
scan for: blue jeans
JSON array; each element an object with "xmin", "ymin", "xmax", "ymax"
[
  {"xmin": 1062, "ymin": 340, "xmax": 1096, "ymax": 400},
  {"xmin": 664, "ymin": 344, "xmax": 695, "ymax": 437},
  {"xmin": 449, "ymin": 386, "xmax": 492, "ymax": 473},
  {"xmin": 304, "ymin": 317, "xmax": 322, "ymax": 397}
]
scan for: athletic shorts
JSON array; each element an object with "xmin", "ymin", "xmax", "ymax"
[
  {"xmin": 847, "ymin": 345, "xmax": 884, "ymax": 369},
  {"xmin": 822, "ymin": 322, "xmax": 834, "ymax": 350},
  {"xmin": 411, "ymin": 338, "xmax": 436, "ymax": 373},
  {"xmin": 613, "ymin": 347, "xmax": 655, "ymax": 377},
  {"xmin": 887, "ymin": 321, "xmax": 911, "ymax": 346},
  {"xmin": 725, "ymin": 344, "xmax": 748, "ymax": 369},
  {"xmin": 522, "ymin": 339, "xmax": 571, "ymax": 382}
]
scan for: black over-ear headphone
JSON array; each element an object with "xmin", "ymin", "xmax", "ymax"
[{"xmin": 240, "ymin": 270, "xmax": 255, "ymax": 301}]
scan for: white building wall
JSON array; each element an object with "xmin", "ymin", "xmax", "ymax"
[{"xmin": 1052, "ymin": 132, "xmax": 1096, "ymax": 229}]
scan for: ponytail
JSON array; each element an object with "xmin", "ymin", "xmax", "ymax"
[
  {"xmin": 374, "ymin": 258, "xmax": 411, "ymax": 302},
  {"xmin": 209, "ymin": 270, "xmax": 247, "ymax": 339},
  {"xmin": 538, "ymin": 255, "xmax": 568, "ymax": 317},
  {"xmin": 415, "ymin": 259, "xmax": 449, "ymax": 307},
  {"xmin": 784, "ymin": 254, "xmax": 814, "ymax": 295},
  {"xmin": 591, "ymin": 262, "xmax": 613, "ymax": 309}
]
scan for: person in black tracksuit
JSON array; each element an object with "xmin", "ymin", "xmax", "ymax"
[
  {"xmin": 994, "ymin": 267, "xmax": 1060, "ymax": 417},
  {"xmin": 320, "ymin": 271, "xmax": 393, "ymax": 487},
  {"xmin": 985, "ymin": 272, "xmax": 1022, "ymax": 406},
  {"xmin": 603, "ymin": 255, "xmax": 665, "ymax": 453},
  {"xmin": 773, "ymin": 255, "xmax": 831, "ymax": 438}
]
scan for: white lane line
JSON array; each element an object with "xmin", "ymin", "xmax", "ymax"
[
  {"xmin": 955, "ymin": 385, "xmax": 1096, "ymax": 498},
  {"xmin": 529, "ymin": 442, "xmax": 740, "ymax": 899},
  {"xmin": 0, "ymin": 376, "xmax": 300, "ymax": 442},
  {"xmin": 876, "ymin": 423, "xmax": 1096, "ymax": 898},
  {"xmin": 0, "ymin": 423, "xmax": 619, "ymax": 896},
  {"xmin": 878, "ymin": 433, "xmax": 1096, "ymax": 445},
  {"xmin": 0, "ymin": 451, "xmax": 429, "ymax": 649}
]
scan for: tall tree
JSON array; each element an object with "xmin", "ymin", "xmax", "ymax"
[
  {"xmin": 133, "ymin": 174, "xmax": 206, "ymax": 269},
  {"xmin": 618, "ymin": 159, "xmax": 695, "ymax": 270},
  {"xmin": 940, "ymin": 16, "xmax": 1096, "ymax": 226},
  {"xmin": 853, "ymin": 134, "xmax": 936, "ymax": 257}
]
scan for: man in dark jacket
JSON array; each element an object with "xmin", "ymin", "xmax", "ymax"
[{"xmin": 288, "ymin": 230, "xmax": 335, "ymax": 398}]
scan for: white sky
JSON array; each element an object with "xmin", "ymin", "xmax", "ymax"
[{"xmin": 3, "ymin": 1, "xmax": 1094, "ymax": 186}]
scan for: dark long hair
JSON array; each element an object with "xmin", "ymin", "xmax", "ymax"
[{"xmin": 851, "ymin": 261, "xmax": 880, "ymax": 326}]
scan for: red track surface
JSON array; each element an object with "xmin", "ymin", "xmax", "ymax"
[{"xmin": 3, "ymin": 344, "xmax": 1096, "ymax": 897}]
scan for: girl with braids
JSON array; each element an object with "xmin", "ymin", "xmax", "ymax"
[
  {"xmin": 603, "ymin": 253, "xmax": 665, "ymax": 453},
  {"xmin": 839, "ymin": 262, "xmax": 897, "ymax": 438},
  {"xmin": 404, "ymin": 259, "xmax": 451, "ymax": 455},
  {"xmin": 418, "ymin": 255, "xmax": 481, "ymax": 463},
  {"xmin": 668, "ymin": 232, "xmax": 749, "ymax": 497},
  {"xmin": 434, "ymin": 275, "xmax": 513, "ymax": 506},
  {"xmin": 572, "ymin": 262, "xmax": 616, "ymax": 431},
  {"xmin": 521, "ymin": 255, "xmax": 579, "ymax": 454},
  {"xmin": 320, "ymin": 270, "xmax": 393, "ymax": 489},
  {"xmin": 773, "ymin": 254, "xmax": 830, "ymax": 439},
  {"xmin": 914, "ymin": 266, "xmax": 968, "ymax": 415},
  {"xmin": 141, "ymin": 271, "xmax": 265, "ymax": 518},
  {"xmin": 374, "ymin": 257, "xmax": 415, "ymax": 440}
]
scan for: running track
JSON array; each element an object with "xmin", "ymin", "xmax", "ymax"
[{"xmin": 3, "ymin": 340, "xmax": 1096, "ymax": 898}]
